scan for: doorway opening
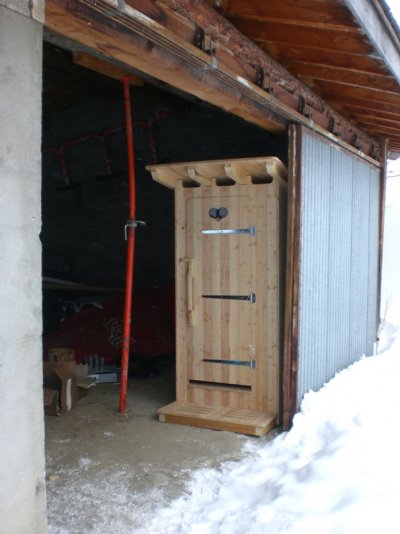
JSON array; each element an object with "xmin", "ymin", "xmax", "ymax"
[
  {"xmin": 41, "ymin": 40, "xmax": 288, "ymax": 413},
  {"xmin": 41, "ymin": 39, "xmax": 287, "ymax": 529}
]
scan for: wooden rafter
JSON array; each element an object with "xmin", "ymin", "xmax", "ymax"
[
  {"xmin": 44, "ymin": 0, "xmax": 400, "ymax": 158},
  {"xmin": 202, "ymin": 0, "xmax": 400, "ymax": 156},
  {"xmin": 230, "ymin": 20, "xmax": 374, "ymax": 55},
  {"xmin": 207, "ymin": 0, "xmax": 358, "ymax": 27},
  {"xmin": 294, "ymin": 64, "xmax": 399, "ymax": 93},
  {"xmin": 313, "ymin": 80, "xmax": 400, "ymax": 106}
]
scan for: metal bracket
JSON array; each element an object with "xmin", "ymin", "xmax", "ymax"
[
  {"xmin": 328, "ymin": 117, "xmax": 341, "ymax": 138},
  {"xmin": 370, "ymin": 145, "xmax": 380, "ymax": 161},
  {"xmin": 124, "ymin": 219, "xmax": 146, "ymax": 240},
  {"xmin": 256, "ymin": 67, "xmax": 273, "ymax": 94},
  {"xmin": 351, "ymin": 134, "xmax": 362, "ymax": 150},
  {"xmin": 195, "ymin": 27, "xmax": 217, "ymax": 68},
  {"xmin": 256, "ymin": 67, "xmax": 265, "ymax": 88},
  {"xmin": 299, "ymin": 96, "xmax": 312, "ymax": 119}
]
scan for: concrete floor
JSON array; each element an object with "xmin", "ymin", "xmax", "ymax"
[{"xmin": 45, "ymin": 363, "xmax": 281, "ymax": 533}]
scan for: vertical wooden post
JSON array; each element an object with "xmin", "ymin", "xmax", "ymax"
[
  {"xmin": 282, "ymin": 125, "xmax": 302, "ymax": 430},
  {"xmin": 376, "ymin": 138, "xmax": 389, "ymax": 331}
]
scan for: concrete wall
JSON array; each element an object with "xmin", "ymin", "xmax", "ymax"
[{"xmin": 0, "ymin": 4, "xmax": 47, "ymax": 533}]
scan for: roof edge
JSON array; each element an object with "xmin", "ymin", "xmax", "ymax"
[{"xmin": 344, "ymin": 0, "xmax": 400, "ymax": 86}]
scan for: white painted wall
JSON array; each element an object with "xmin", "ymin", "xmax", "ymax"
[{"xmin": 0, "ymin": 4, "xmax": 47, "ymax": 533}]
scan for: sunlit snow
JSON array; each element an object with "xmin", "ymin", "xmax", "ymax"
[{"xmin": 138, "ymin": 318, "xmax": 400, "ymax": 534}]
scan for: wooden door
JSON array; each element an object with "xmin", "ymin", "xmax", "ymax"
[
  {"xmin": 185, "ymin": 192, "xmax": 255, "ymax": 388},
  {"xmin": 149, "ymin": 157, "xmax": 285, "ymax": 434}
]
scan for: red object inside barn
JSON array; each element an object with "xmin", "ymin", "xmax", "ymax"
[{"xmin": 43, "ymin": 286, "xmax": 175, "ymax": 365}]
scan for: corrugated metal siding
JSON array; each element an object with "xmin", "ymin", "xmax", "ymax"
[{"xmin": 297, "ymin": 130, "xmax": 380, "ymax": 406}]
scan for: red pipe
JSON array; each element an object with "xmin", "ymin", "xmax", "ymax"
[{"xmin": 119, "ymin": 77, "xmax": 137, "ymax": 414}]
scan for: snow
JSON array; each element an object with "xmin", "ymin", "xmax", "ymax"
[
  {"xmin": 131, "ymin": 159, "xmax": 400, "ymax": 534},
  {"xmin": 137, "ymin": 320, "xmax": 400, "ymax": 534}
]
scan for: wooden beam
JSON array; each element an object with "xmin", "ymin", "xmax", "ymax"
[
  {"xmin": 377, "ymin": 138, "xmax": 388, "ymax": 331},
  {"xmin": 45, "ymin": 0, "xmax": 284, "ymax": 133},
  {"xmin": 272, "ymin": 46, "xmax": 387, "ymax": 74},
  {"xmin": 355, "ymin": 123, "xmax": 400, "ymax": 138},
  {"xmin": 147, "ymin": 156, "xmax": 287, "ymax": 188},
  {"xmin": 186, "ymin": 166, "xmax": 212, "ymax": 186},
  {"xmin": 283, "ymin": 124, "xmax": 302, "ymax": 429},
  {"xmin": 229, "ymin": 19, "xmax": 373, "ymax": 55},
  {"xmin": 44, "ymin": 0, "xmax": 381, "ymax": 162},
  {"xmin": 223, "ymin": 163, "xmax": 251, "ymax": 184},
  {"xmin": 159, "ymin": 0, "xmax": 382, "ymax": 149},
  {"xmin": 73, "ymin": 52, "xmax": 144, "ymax": 84},
  {"xmin": 292, "ymin": 63, "xmax": 399, "ymax": 93},
  {"xmin": 226, "ymin": 15, "xmax": 360, "ymax": 34},
  {"xmin": 344, "ymin": 0, "xmax": 400, "ymax": 85},
  {"xmin": 348, "ymin": 112, "xmax": 400, "ymax": 130},
  {"xmin": 326, "ymin": 95, "xmax": 400, "ymax": 116},
  {"xmin": 309, "ymin": 79, "xmax": 400, "ymax": 107},
  {"xmin": 208, "ymin": 0, "xmax": 357, "ymax": 28}
]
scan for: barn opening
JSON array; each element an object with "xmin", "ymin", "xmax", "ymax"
[{"xmin": 41, "ymin": 40, "xmax": 288, "ymax": 427}]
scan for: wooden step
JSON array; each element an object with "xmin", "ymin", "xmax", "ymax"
[{"xmin": 158, "ymin": 402, "xmax": 278, "ymax": 436}]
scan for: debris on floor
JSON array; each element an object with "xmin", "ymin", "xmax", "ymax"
[{"xmin": 43, "ymin": 348, "xmax": 96, "ymax": 416}]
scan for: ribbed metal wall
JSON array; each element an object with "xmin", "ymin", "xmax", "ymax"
[{"xmin": 297, "ymin": 130, "xmax": 380, "ymax": 405}]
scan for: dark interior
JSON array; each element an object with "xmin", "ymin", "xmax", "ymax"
[{"xmin": 41, "ymin": 42, "xmax": 288, "ymax": 373}]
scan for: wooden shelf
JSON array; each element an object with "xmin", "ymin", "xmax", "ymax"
[{"xmin": 158, "ymin": 402, "xmax": 278, "ymax": 436}]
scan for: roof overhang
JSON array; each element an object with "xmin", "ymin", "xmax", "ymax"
[
  {"xmin": 44, "ymin": 0, "xmax": 400, "ymax": 162},
  {"xmin": 202, "ymin": 0, "xmax": 400, "ymax": 158}
]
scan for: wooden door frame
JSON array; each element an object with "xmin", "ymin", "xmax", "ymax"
[{"xmin": 282, "ymin": 125, "xmax": 302, "ymax": 429}]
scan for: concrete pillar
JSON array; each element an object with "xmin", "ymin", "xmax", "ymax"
[{"xmin": 0, "ymin": 3, "xmax": 47, "ymax": 533}]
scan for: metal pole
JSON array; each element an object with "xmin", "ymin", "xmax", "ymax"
[{"xmin": 119, "ymin": 76, "xmax": 136, "ymax": 414}]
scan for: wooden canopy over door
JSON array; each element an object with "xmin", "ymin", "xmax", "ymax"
[{"xmin": 147, "ymin": 157, "xmax": 287, "ymax": 436}]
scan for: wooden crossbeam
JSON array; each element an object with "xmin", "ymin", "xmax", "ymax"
[{"xmin": 147, "ymin": 156, "xmax": 287, "ymax": 189}]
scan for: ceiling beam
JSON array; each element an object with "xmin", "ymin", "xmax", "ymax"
[
  {"xmin": 356, "ymin": 122, "xmax": 400, "ymax": 136},
  {"xmin": 229, "ymin": 20, "xmax": 373, "ymax": 54},
  {"xmin": 226, "ymin": 16, "xmax": 360, "ymax": 34},
  {"xmin": 344, "ymin": 0, "xmax": 400, "ymax": 85},
  {"xmin": 348, "ymin": 113, "xmax": 400, "ymax": 129},
  {"xmin": 208, "ymin": 0, "xmax": 358, "ymax": 28},
  {"xmin": 332, "ymin": 99, "xmax": 400, "ymax": 117},
  {"xmin": 309, "ymin": 79, "xmax": 400, "ymax": 106},
  {"xmin": 44, "ymin": 0, "xmax": 381, "ymax": 162},
  {"xmin": 293, "ymin": 64, "xmax": 399, "ymax": 93},
  {"xmin": 283, "ymin": 54, "xmax": 387, "ymax": 75},
  {"xmin": 44, "ymin": 0, "xmax": 284, "ymax": 133}
]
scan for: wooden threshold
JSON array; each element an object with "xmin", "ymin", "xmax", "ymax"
[{"xmin": 158, "ymin": 402, "xmax": 278, "ymax": 437}]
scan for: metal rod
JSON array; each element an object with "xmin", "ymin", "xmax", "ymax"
[
  {"xmin": 201, "ymin": 226, "xmax": 256, "ymax": 236},
  {"xmin": 202, "ymin": 293, "xmax": 256, "ymax": 303},
  {"xmin": 202, "ymin": 358, "xmax": 256, "ymax": 369},
  {"xmin": 119, "ymin": 77, "xmax": 137, "ymax": 414}
]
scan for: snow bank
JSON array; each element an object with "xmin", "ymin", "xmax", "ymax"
[{"xmin": 142, "ymin": 323, "xmax": 400, "ymax": 534}]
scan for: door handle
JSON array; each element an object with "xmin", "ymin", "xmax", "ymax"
[{"xmin": 182, "ymin": 258, "xmax": 195, "ymax": 326}]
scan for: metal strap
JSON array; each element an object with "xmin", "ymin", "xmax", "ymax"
[
  {"xmin": 202, "ymin": 293, "xmax": 256, "ymax": 303},
  {"xmin": 202, "ymin": 358, "xmax": 256, "ymax": 369},
  {"xmin": 201, "ymin": 226, "xmax": 256, "ymax": 236}
]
